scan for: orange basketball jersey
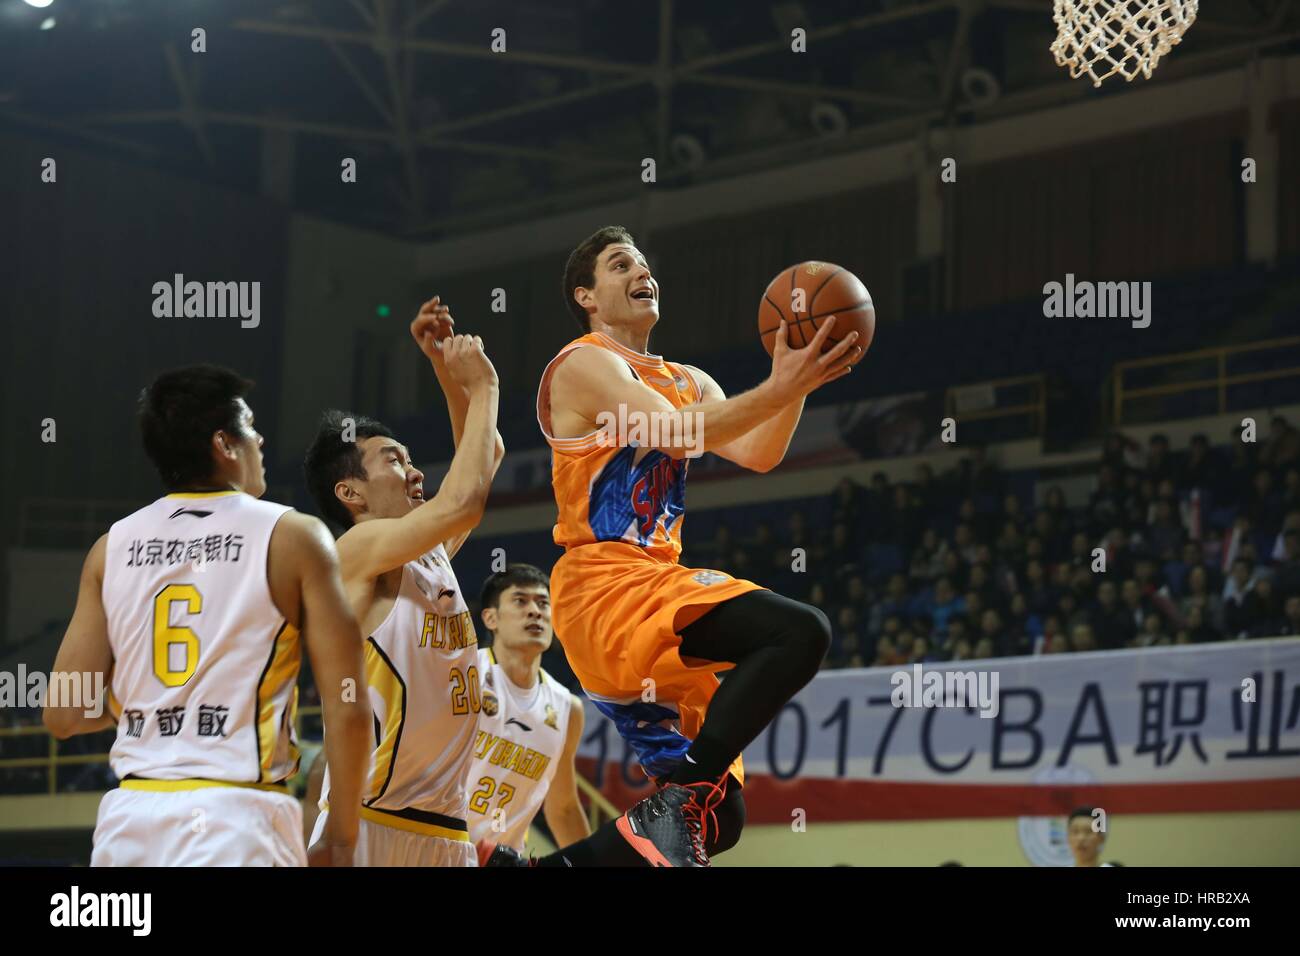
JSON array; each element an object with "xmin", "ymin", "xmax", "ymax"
[
  {"xmin": 537, "ymin": 331, "xmax": 757, "ymax": 786},
  {"xmin": 537, "ymin": 331, "xmax": 700, "ymax": 559}
]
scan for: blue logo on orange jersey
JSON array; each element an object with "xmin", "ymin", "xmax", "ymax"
[{"xmin": 588, "ymin": 447, "xmax": 687, "ymax": 548}]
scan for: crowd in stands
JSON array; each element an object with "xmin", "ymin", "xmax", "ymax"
[{"xmin": 681, "ymin": 417, "xmax": 1300, "ymax": 670}]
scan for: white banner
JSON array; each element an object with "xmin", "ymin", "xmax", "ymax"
[{"xmin": 577, "ymin": 639, "xmax": 1300, "ymax": 824}]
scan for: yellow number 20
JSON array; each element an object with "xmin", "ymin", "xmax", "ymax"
[
  {"xmin": 153, "ymin": 584, "xmax": 202, "ymax": 687},
  {"xmin": 449, "ymin": 666, "xmax": 481, "ymax": 715}
]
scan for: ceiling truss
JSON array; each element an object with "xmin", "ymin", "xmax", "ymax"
[{"xmin": 3, "ymin": 0, "xmax": 1295, "ymax": 238}]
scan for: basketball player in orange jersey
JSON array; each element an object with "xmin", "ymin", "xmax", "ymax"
[{"xmin": 529, "ymin": 226, "xmax": 860, "ymax": 867}]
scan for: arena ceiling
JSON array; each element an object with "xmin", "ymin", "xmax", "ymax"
[{"xmin": 2, "ymin": 0, "xmax": 1297, "ymax": 239}]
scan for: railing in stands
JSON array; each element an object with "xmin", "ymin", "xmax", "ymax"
[
  {"xmin": 944, "ymin": 374, "xmax": 1047, "ymax": 436},
  {"xmin": 0, "ymin": 723, "xmax": 109, "ymax": 795},
  {"xmin": 0, "ymin": 705, "xmax": 624, "ymax": 831},
  {"xmin": 1112, "ymin": 335, "xmax": 1300, "ymax": 426}
]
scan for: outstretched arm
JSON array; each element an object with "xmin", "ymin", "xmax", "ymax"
[
  {"xmin": 549, "ymin": 319, "xmax": 858, "ymax": 461},
  {"xmin": 681, "ymin": 364, "xmax": 805, "ymax": 474},
  {"xmin": 336, "ymin": 334, "xmax": 500, "ymax": 580},
  {"xmin": 412, "ymin": 297, "xmax": 505, "ymax": 558}
]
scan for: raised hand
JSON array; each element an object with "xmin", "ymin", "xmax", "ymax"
[
  {"xmin": 410, "ymin": 296, "xmax": 455, "ymax": 365},
  {"xmin": 440, "ymin": 333, "xmax": 499, "ymax": 394},
  {"xmin": 767, "ymin": 316, "xmax": 861, "ymax": 402}
]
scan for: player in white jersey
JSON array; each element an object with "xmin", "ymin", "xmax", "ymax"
[
  {"xmin": 303, "ymin": 299, "xmax": 503, "ymax": 866},
  {"xmin": 44, "ymin": 365, "xmax": 371, "ymax": 867},
  {"xmin": 468, "ymin": 565, "xmax": 589, "ymax": 861}
]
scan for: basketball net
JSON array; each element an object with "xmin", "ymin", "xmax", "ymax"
[{"xmin": 1051, "ymin": 0, "xmax": 1198, "ymax": 87}]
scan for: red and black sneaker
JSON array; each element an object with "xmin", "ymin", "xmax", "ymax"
[{"xmin": 615, "ymin": 776, "xmax": 728, "ymax": 867}]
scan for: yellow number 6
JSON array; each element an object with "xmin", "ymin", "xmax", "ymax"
[{"xmin": 153, "ymin": 584, "xmax": 202, "ymax": 687}]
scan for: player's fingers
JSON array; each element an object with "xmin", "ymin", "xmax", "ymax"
[
  {"xmin": 824, "ymin": 348, "xmax": 860, "ymax": 377},
  {"xmin": 817, "ymin": 331, "xmax": 860, "ymax": 365},
  {"xmin": 807, "ymin": 314, "xmax": 838, "ymax": 350},
  {"xmin": 773, "ymin": 320, "xmax": 789, "ymax": 353},
  {"xmin": 828, "ymin": 348, "xmax": 860, "ymax": 375},
  {"xmin": 826, "ymin": 363, "xmax": 854, "ymax": 383}
]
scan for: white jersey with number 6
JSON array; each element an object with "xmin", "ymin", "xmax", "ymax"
[
  {"xmin": 101, "ymin": 491, "xmax": 300, "ymax": 784},
  {"xmin": 467, "ymin": 647, "xmax": 572, "ymax": 850}
]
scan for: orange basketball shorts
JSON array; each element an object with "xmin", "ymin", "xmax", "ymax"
[{"xmin": 549, "ymin": 542, "xmax": 762, "ymax": 785}]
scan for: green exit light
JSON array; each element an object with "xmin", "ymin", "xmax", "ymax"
[{"xmin": 376, "ymin": 304, "xmax": 391, "ymax": 318}]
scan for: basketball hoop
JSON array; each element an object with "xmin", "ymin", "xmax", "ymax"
[{"xmin": 1051, "ymin": 0, "xmax": 1198, "ymax": 87}]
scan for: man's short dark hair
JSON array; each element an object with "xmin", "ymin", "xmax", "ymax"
[
  {"xmin": 303, "ymin": 410, "xmax": 395, "ymax": 529},
  {"xmin": 479, "ymin": 563, "xmax": 551, "ymax": 614},
  {"xmin": 1068, "ymin": 806, "xmax": 1099, "ymax": 824},
  {"xmin": 138, "ymin": 365, "xmax": 254, "ymax": 490},
  {"xmin": 562, "ymin": 225, "xmax": 636, "ymax": 332}
]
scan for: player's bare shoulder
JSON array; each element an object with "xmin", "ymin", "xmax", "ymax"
[
  {"xmin": 87, "ymin": 531, "xmax": 110, "ymax": 578},
  {"xmin": 551, "ymin": 341, "xmax": 635, "ymax": 393},
  {"xmin": 566, "ymin": 692, "xmax": 586, "ymax": 733},
  {"xmin": 267, "ymin": 510, "xmax": 340, "ymax": 624},
  {"xmin": 548, "ymin": 345, "xmax": 634, "ymax": 437},
  {"xmin": 269, "ymin": 509, "xmax": 336, "ymax": 562}
]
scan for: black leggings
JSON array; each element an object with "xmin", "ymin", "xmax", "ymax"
[{"xmin": 675, "ymin": 589, "xmax": 831, "ymax": 777}]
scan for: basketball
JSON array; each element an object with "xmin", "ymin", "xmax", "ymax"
[{"xmin": 758, "ymin": 261, "xmax": 875, "ymax": 361}]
